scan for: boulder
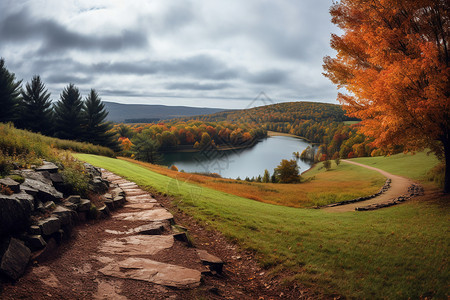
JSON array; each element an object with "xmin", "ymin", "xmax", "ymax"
[
  {"xmin": 197, "ymin": 250, "xmax": 224, "ymax": 273},
  {"xmin": 98, "ymin": 205, "xmax": 110, "ymax": 218},
  {"xmin": 0, "ymin": 178, "xmax": 21, "ymax": 193},
  {"xmin": 112, "ymin": 196, "xmax": 125, "ymax": 207},
  {"xmin": 19, "ymin": 170, "xmax": 53, "ymax": 186},
  {"xmin": 110, "ymin": 187, "xmax": 125, "ymax": 197},
  {"xmin": 0, "ymin": 238, "xmax": 31, "ymax": 280},
  {"xmin": 20, "ymin": 184, "xmax": 38, "ymax": 196},
  {"xmin": 90, "ymin": 176, "xmax": 108, "ymax": 194},
  {"xmin": 49, "ymin": 173, "xmax": 63, "ymax": 184},
  {"xmin": 84, "ymin": 163, "xmax": 102, "ymax": 177},
  {"xmin": 35, "ymin": 161, "xmax": 59, "ymax": 173},
  {"xmin": 22, "ymin": 178, "xmax": 63, "ymax": 203},
  {"xmin": 78, "ymin": 199, "xmax": 91, "ymax": 212},
  {"xmin": 66, "ymin": 195, "xmax": 81, "ymax": 204},
  {"xmin": 28, "ymin": 225, "xmax": 41, "ymax": 235},
  {"xmin": 104, "ymin": 200, "xmax": 115, "ymax": 211},
  {"xmin": 52, "ymin": 205, "xmax": 77, "ymax": 226},
  {"xmin": 135, "ymin": 222, "xmax": 165, "ymax": 235},
  {"xmin": 0, "ymin": 193, "xmax": 34, "ymax": 236},
  {"xmin": 103, "ymin": 193, "xmax": 113, "ymax": 200},
  {"xmin": 21, "ymin": 235, "xmax": 47, "ymax": 251},
  {"xmin": 63, "ymin": 201, "xmax": 78, "ymax": 211},
  {"xmin": 38, "ymin": 217, "xmax": 61, "ymax": 236},
  {"xmin": 43, "ymin": 201, "xmax": 56, "ymax": 210}
]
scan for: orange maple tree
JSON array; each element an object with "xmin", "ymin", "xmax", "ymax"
[{"xmin": 323, "ymin": 0, "xmax": 450, "ymax": 192}]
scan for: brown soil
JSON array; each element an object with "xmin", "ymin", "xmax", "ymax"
[{"xmin": 0, "ymin": 177, "xmax": 321, "ymax": 299}]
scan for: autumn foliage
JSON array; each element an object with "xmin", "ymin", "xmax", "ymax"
[{"xmin": 323, "ymin": 0, "xmax": 450, "ymax": 192}]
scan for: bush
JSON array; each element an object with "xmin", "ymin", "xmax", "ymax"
[
  {"xmin": 426, "ymin": 162, "xmax": 445, "ymax": 188},
  {"xmin": 323, "ymin": 160, "xmax": 332, "ymax": 170},
  {"xmin": 274, "ymin": 159, "xmax": 300, "ymax": 183}
]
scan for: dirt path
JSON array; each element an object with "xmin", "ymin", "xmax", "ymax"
[
  {"xmin": 324, "ymin": 160, "xmax": 414, "ymax": 212},
  {"xmin": 1, "ymin": 169, "xmax": 314, "ymax": 299}
]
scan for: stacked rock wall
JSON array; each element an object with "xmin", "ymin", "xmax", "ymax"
[{"xmin": 0, "ymin": 161, "xmax": 111, "ymax": 281}]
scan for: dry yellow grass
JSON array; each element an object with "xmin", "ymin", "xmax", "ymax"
[{"xmin": 120, "ymin": 157, "xmax": 385, "ymax": 207}]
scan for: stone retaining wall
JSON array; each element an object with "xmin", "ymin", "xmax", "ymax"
[
  {"xmin": 0, "ymin": 161, "xmax": 119, "ymax": 281},
  {"xmin": 321, "ymin": 178, "xmax": 392, "ymax": 209},
  {"xmin": 355, "ymin": 184, "xmax": 424, "ymax": 211}
]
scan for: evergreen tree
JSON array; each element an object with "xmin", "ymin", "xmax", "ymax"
[
  {"xmin": 82, "ymin": 89, "xmax": 116, "ymax": 148},
  {"xmin": 54, "ymin": 84, "xmax": 84, "ymax": 140},
  {"xmin": 131, "ymin": 131, "xmax": 161, "ymax": 163},
  {"xmin": 0, "ymin": 58, "xmax": 22, "ymax": 123},
  {"xmin": 262, "ymin": 169, "xmax": 270, "ymax": 183},
  {"xmin": 19, "ymin": 75, "xmax": 53, "ymax": 135}
]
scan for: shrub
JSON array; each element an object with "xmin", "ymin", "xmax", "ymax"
[
  {"xmin": 170, "ymin": 165, "xmax": 179, "ymax": 171},
  {"xmin": 273, "ymin": 159, "xmax": 300, "ymax": 183},
  {"xmin": 323, "ymin": 160, "xmax": 332, "ymax": 171},
  {"xmin": 426, "ymin": 162, "xmax": 445, "ymax": 188}
]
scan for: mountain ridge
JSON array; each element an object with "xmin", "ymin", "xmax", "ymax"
[{"xmin": 104, "ymin": 101, "xmax": 226, "ymax": 122}]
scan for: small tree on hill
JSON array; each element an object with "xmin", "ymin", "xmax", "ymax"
[
  {"xmin": 19, "ymin": 75, "xmax": 53, "ymax": 135},
  {"xmin": 262, "ymin": 169, "xmax": 270, "ymax": 183},
  {"xmin": 274, "ymin": 159, "xmax": 300, "ymax": 183},
  {"xmin": 54, "ymin": 84, "xmax": 84, "ymax": 140},
  {"xmin": 0, "ymin": 58, "xmax": 22, "ymax": 123},
  {"xmin": 323, "ymin": 160, "xmax": 332, "ymax": 171},
  {"xmin": 335, "ymin": 157, "xmax": 341, "ymax": 166},
  {"xmin": 131, "ymin": 131, "xmax": 161, "ymax": 163},
  {"xmin": 82, "ymin": 89, "xmax": 117, "ymax": 149}
]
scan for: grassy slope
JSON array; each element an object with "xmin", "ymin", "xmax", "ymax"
[
  {"xmin": 75, "ymin": 153, "xmax": 448, "ymax": 299},
  {"xmin": 118, "ymin": 157, "xmax": 385, "ymax": 208},
  {"xmin": 350, "ymin": 152, "xmax": 440, "ymax": 180}
]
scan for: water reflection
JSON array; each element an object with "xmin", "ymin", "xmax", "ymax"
[{"xmin": 161, "ymin": 136, "xmax": 313, "ymax": 179}]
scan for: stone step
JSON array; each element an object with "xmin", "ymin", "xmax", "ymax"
[
  {"xmin": 113, "ymin": 209, "xmax": 174, "ymax": 223},
  {"xmin": 98, "ymin": 257, "xmax": 201, "ymax": 289}
]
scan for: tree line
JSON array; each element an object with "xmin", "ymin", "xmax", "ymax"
[
  {"xmin": 113, "ymin": 120, "xmax": 267, "ymax": 163},
  {"xmin": 0, "ymin": 58, "xmax": 117, "ymax": 150}
]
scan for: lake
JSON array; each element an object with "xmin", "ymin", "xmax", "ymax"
[{"xmin": 161, "ymin": 135, "xmax": 314, "ymax": 179}]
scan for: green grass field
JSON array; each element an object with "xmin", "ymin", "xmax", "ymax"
[
  {"xmin": 75, "ymin": 153, "xmax": 448, "ymax": 299},
  {"xmin": 350, "ymin": 152, "xmax": 440, "ymax": 180}
]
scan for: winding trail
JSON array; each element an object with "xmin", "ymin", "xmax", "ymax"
[{"xmin": 324, "ymin": 160, "xmax": 415, "ymax": 212}]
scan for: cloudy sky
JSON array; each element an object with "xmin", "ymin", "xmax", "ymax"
[{"xmin": 0, "ymin": 0, "xmax": 340, "ymax": 109}]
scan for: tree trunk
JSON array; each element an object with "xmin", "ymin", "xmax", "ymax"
[{"xmin": 444, "ymin": 137, "xmax": 450, "ymax": 193}]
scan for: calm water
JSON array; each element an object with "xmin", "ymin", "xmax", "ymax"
[{"xmin": 161, "ymin": 136, "xmax": 313, "ymax": 179}]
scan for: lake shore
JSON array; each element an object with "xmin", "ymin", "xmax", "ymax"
[
  {"xmin": 162, "ymin": 138, "xmax": 260, "ymax": 153},
  {"xmin": 267, "ymin": 131, "xmax": 317, "ymax": 144}
]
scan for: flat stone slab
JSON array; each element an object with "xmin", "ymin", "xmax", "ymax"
[
  {"xmin": 113, "ymin": 209, "xmax": 173, "ymax": 222},
  {"xmin": 111, "ymin": 179, "xmax": 134, "ymax": 185},
  {"xmin": 122, "ymin": 189, "xmax": 148, "ymax": 197},
  {"xmin": 98, "ymin": 257, "xmax": 201, "ymax": 289},
  {"xmin": 124, "ymin": 203, "xmax": 158, "ymax": 210},
  {"xmin": 99, "ymin": 235, "xmax": 173, "ymax": 255},
  {"xmin": 105, "ymin": 222, "xmax": 166, "ymax": 235},
  {"xmin": 35, "ymin": 162, "xmax": 59, "ymax": 173},
  {"xmin": 117, "ymin": 182, "xmax": 138, "ymax": 188},
  {"xmin": 0, "ymin": 178, "xmax": 21, "ymax": 193},
  {"xmin": 126, "ymin": 195, "xmax": 157, "ymax": 203}
]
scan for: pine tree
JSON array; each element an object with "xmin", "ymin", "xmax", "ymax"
[
  {"xmin": 0, "ymin": 58, "xmax": 22, "ymax": 123},
  {"xmin": 262, "ymin": 169, "xmax": 270, "ymax": 183},
  {"xmin": 54, "ymin": 84, "xmax": 84, "ymax": 140},
  {"xmin": 19, "ymin": 75, "xmax": 53, "ymax": 135},
  {"xmin": 82, "ymin": 89, "xmax": 116, "ymax": 148}
]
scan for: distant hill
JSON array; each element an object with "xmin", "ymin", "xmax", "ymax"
[
  {"xmin": 103, "ymin": 101, "xmax": 226, "ymax": 123},
  {"xmin": 178, "ymin": 101, "xmax": 356, "ymax": 123}
]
